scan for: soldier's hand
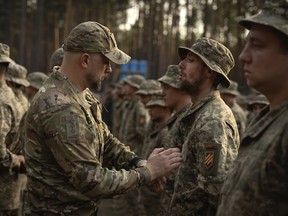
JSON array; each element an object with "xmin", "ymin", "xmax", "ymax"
[{"xmin": 146, "ymin": 148, "xmax": 182, "ymax": 181}]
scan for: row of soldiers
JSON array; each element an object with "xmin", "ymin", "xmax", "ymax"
[{"xmin": 0, "ymin": 43, "xmax": 64, "ymax": 215}]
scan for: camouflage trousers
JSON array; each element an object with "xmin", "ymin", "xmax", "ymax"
[{"xmin": 0, "ymin": 172, "xmax": 21, "ymax": 213}]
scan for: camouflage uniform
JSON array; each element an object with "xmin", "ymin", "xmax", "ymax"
[
  {"xmin": 219, "ymin": 81, "xmax": 247, "ymax": 139},
  {"xmin": 169, "ymin": 38, "xmax": 240, "ymax": 215},
  {"xmin": 24, "ymin": 22, "xmax": 152, "ymax": 216},
  {"xmin": 5, "ymin": 63, "xmax": 30, "ymax": 112},
  {"xmin": 217, "ymin": 2, "xmax": 288, "ymax": 215},
  {"xmin": 140, "ymin": 95, "xmax": 171, "ymax": 216},
  {"xmin": 0, "ymin": 43, "xmax": 25, "ymax": 215}
]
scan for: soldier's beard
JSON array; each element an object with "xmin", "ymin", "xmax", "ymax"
[
  {"xmin": 180, "ymin": 74, "xmax": 204, "ymax": 96},
  {"xmin": 89, "ymin": 80, "xmax": 102, "ymax": 92}
]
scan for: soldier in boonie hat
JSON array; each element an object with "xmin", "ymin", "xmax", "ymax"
[
  {"xmin": 158, "ymin": 65, "xmax": 181, "ymax": 89},
  {"xmin": 50, "ymin": 47, "xmax": 64, "ymax": 70},
  {"xmin": 62, "ymin": 21, "xmax": 131, "ymax": 65},
  {"xmin": 0, "ymin": 43, "xmax": 14, "ymax": 65},
  {"xmin": 5, "ymin": 62, "xmax": 30, "ymax": 87},
  {"xmin": 178, "ymin": 37, "xmax": 234, "ymax": 88},
  {"xmin": 146, "ymin": 94, "xmax": 166, "ymax": 108}
]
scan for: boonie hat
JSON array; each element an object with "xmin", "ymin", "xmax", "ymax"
[
  {"xmin": 178, "ymin": 37, "xmax": 235, "ymax": 88},
  {"xmin": 146, "ymin": 94, "xmax": 166, "ymax": 107},
  {"xmin": 63, "ymin": 21, "xmax": 131, "ymax": 64},
  {"xmin": 218, "ymin": 80, "xmax": 239, "ymax": 96},
  {"xmin": 123, "ymin": 75, "xmax": 145, "ymax": 89},
  {"xmin": 27, "ymin": 72, "xmax": 49, "ymax": 90},
  {"xmin": 5, "ymin": 63, "xmax": 30, "ymax": 87},
  {"xmin": 135, "ymin": 79, "xmax": 162, "ymax": 95},
  {"xmin": 158, "ymin": 65, "xmax": 181, "ymax": 89},
  {"xmin": 0, "ymin": 43, "xmax": 14, "ymax": 64}
]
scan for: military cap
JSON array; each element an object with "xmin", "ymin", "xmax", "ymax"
[
  {"xmin": 146, "ymin": 94, "xmax": 166, "ymax": 107},
  {"xmin": 63, "ymin": 21, "xmax": 130, "ymax": 64},
  {"xmin": 178, "ymin": 38, "xmax": 234, "ymax": 88},
  {"xmin": 50, "ymin": 47, "xmax": 64, "ymax": 69},
  {"xmin": 0, "ymin": 43, "xmax": 14, "ymax": 64},
  {"xmin": 123, "ymin": 75, "xmax": 145, "ymax": 89},
  {"xmin": 135, "ymin": 79, "xmax": 162, "ymax": 95},
  {"xmin": 248, "ymin": 94, "xmax": 269, "ymax": 105},
  {"xmin": 5, "ymin": 63, "xmax": 30, "ymax": 87},
  {"xmin": 27, "ymin": 72, "xmax": 49, "ymax": 90},
  {"xmin": 239, "ymin": 0, "xmax": 288, "ymax": 37},
  {"xmin": 158, "ymin": 65, "xmax": 181, "ymax": 89},
  {"xmin": 218, "ymin": 80, "xmax": 239, "ymax": 96}
]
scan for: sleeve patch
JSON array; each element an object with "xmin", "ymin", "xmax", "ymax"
[{"xmin": 65, "ymin": 115, "xmax": 79, "ymax": 141}]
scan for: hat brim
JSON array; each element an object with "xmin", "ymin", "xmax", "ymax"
[
  {"xmin": 5, "ymin": 77, "xmax": 30, "ymax": 87},
  {"xmin": 239, "ymin": 11, "xmax": 288, "ymax": 36},
  {"xmin": 219, "ymin": 89, "xmax": 239, "ymax": 96},
  {"xmin": 178, "ymin": 46, "xmax": 231, "ymax": 88},
  {"xmin": 0, "ymin": 56, "xmax": 14, "ymax": 64},
  {"xmin": 123, "ymin": 79, "xmax": 139, "ymax": 89},
  {"xmin": 104, "ymin": 48, "xmax": 131, "ymax": 65}
]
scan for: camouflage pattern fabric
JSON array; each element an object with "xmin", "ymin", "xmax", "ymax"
[
  {"xmin": 23, "ymin": 69, "xmax": 151, "ymax": 215},
  {"xmin": 0, "ymin": 80, "xmax": 25, "ymax": 211},
  {"xmin": 0, "ymin": 43, "xmax": 14, "ymax": 64},
  {"xmin": 13, "ymin": 89, "xmax": 30, "ymax": 113},
  {"xmin": 27, "ymin": 72, "xmax": 49, "ymax": 90},
  {"xmin": 169, "ymin": 91, "xmax": 239, "ymax": 215},
  {"xmin": 112, "ymin": 99, "xmax": 126, "ymax": 139},
  {"xmin": 158, "ymin": 65, "xmax": 181, "ymax": 89},
  {"xmin": 49, "ymin": 48, "xmax": 64, "ymax": 69},
  {"xmin": 217, "ymin": 99, "xmax": 288, "ymax": 216},
  {"xmin": 159, "ymin": 105, "xmax": 191, "ymax": 214},
  {"xmin": 5, "ymin": 63, "xmax": 30, "ymax": 87}
]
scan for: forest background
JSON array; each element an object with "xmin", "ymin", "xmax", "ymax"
[{"xmin": 0, "ymin": 0, "xmax": 264, "ymax": 93}]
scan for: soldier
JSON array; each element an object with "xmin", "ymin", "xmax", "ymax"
[
  {"xmin": 217, "ymin": 1, "xmax": 288, "ymax": 215},
  {"xmin": 5, "ymin": 62, "xmax": 30, "ymax": 112},
  {"xmin": 157, "ymin": 65, "xmax": 192, "ymax": 214},
  {"xmin": 23, "ymin": 21, "xmax": 182, "ymax": 216},
  {"xmin": 219, "ymin": 80, "xmax": 247, "ymax": 139},
  {"xmin": 169, "ymin": 38, "xmax": 240, "ymax": 215},
  {"xmin": 0, "ymin": 43, "xmax": 25, "ymax": 215},
  {"xmin": 140, "ymin": 94, "xmax": 172, "ymax": 216}
]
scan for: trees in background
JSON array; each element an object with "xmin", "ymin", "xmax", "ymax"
[{"xmin": 0, "ymin": 0, "xmax": 263, "ymax": 91}]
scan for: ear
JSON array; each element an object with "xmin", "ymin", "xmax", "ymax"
[{"xmin": 80, "ymin": 53, "xmax": 90, "ymax": 69}]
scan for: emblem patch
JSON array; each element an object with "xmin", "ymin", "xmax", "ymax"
[{"xmin": 204, "ymin": 151, "xmax": 214, "ymax": 169}]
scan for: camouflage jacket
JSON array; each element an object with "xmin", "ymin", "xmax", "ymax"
[
  {"xmin": 217, "ymin": 99, "xmax": 288, "ymax": 216},
  {"xmin": 0, "ymin": 79, "xmax": 24, "ymax": 210},
  {"xmin": 169, "ymin": 91, "xmax": 239, "ymax": 215},
  {"xmin": 159, "ymin": 105, "xmax": 190, "ymax": 214},
  {"xmin": 14, "ymin": 88, "xmax": 30, "ymax": 113},
  {"xmin": 119, "ymin": 99, "xmax": 149, "ymax": 155},
  {"xmin": 24, "ymin": 71, "xmax": 151, "ymax": 215}
]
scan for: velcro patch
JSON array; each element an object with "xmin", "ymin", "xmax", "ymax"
[
  {"xmin": 65, "ymin": 115, "xmax": 79, "ymax": 141},
  {"xmin": 204, "ymin": 151, "xmax": 214, "ymax": 169}
]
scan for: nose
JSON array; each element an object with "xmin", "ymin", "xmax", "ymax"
[
  {"xmin": 178, "ymin": 59, "xmax": 184, "ymax": 69},
  {"xmin": 106, "ymin": 63, "xmax": 112, "ymax": 74},
  {"xmin": 238, "ymin": 44, "xmax": 251, "ymax": 64}
]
